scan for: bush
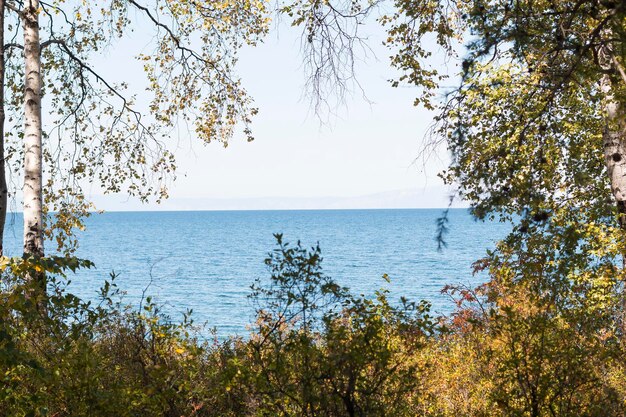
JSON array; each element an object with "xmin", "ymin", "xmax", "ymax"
[
  {"xmin": 2, "ymin": 235, "xmax": 626, "ymax": 416},
  {"xmin": 241, "ymin": 234, "xmax": 435, "ymax": 416}
]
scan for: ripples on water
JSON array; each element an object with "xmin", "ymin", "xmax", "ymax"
[{"xmin": 3, "ymin": 209, "xmax": 509, "ymax": 337}]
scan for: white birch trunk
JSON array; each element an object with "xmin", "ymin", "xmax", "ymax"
[
  {"xmin": 601, "ymin": 72, "xmax": 626, "ymax": 337},
  {"xmin": 601, "ymin": 74, "xmax": 626, "ymax": 228},
  {"xmin": 22, "ymin": 0, "xmax": 43, "ymax": 258},
  {"xmin": 601, "ymin": 75, "xmax": 626, "ymax": 227}
]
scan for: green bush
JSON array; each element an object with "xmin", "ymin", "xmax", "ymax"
[{"xmin": 2, "ymin": 235, "xmax": 625, "ymax": 416}]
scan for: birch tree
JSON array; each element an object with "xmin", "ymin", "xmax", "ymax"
[
  {"xmin": 382, "ymin": 0, "xmax": 626, "ymax": 335},
  {"xmin": 21, "ymin": 0, "xmax": 42, "ymax": 258},
  {"xmin": 0, "ymin": 0, "xmax": 268, "ymax": 262}
]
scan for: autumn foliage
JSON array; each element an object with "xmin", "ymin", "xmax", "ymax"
[{"xmin": 1, "ymin": 232, "xmax": 625, "ymax": 416}]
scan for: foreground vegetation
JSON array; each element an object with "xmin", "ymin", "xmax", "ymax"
[{"xmin": 1, "ymin": 233, "xmax": 624, "ymax": 417}]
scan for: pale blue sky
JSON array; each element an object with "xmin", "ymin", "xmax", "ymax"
[{"xmin": 87, "ymin": 18, "xmax": 456, "ymax": 210}]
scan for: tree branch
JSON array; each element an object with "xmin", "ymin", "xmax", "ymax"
[
  {"xmin": 50, "ymin": 39, "xmax": 134, "ymax": 112},
  {"xmin": 4, "ymin": 1, "xmax": 21, "ymax": 15},
  {"xmin": 40, "ymin": 38, "xmax": 63, "ymax": 49},
  {"xmin": 4, "ymin": 42, "xmax": 22, "ymax": 50},
  {"xmin": 125, "ymin": 0, "xmax": 222, "ymax": 73}
]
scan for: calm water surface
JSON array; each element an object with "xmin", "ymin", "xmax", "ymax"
[{"xmin": 3, "ymin": 209, "xmax": 509, "ymax": 336}]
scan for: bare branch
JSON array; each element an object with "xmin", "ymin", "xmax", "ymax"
[
  {"xmin": 48, "ymin": 39, "xmax": 140, "ymax": 120},
  {"xmin": 40, "ymin": 38, "xmax": 64, "ymax": 50},
  {"xmin": 4, "ymin": 42, "xmax": 22, "ymax": 50},
  {"xmin": 4, "ymin": 1, "xmax": 21, "ymax": 15}
]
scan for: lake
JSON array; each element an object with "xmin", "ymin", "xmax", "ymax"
[{"xmin": 2, "ymin": 209, "xmax": 509, "ymax": 337}]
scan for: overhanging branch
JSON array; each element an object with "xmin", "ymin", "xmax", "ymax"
[{"xmin": 4, "ymin": 1, "xmax": 21, "ymax": 15}]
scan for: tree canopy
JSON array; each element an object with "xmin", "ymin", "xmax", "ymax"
[{"xmin": 1, "ymin": 0, "xmax": 269, "ymax": 255}]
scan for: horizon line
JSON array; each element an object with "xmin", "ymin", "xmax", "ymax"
[{"xmin": 4, "ymin": 206, "xmax": 469, "ymax": 215}]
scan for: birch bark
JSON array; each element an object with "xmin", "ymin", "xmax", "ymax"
[
  {"xmin": 601, "ymin": 75, "xmax": 626, "ymax": 227},
  {"xmin": 601, "ymin": 68, "xmax": 626, "ymax": 336},
  {"xmin": 22, "ymin": 0, "xmax": 43, "ymax": 258}
]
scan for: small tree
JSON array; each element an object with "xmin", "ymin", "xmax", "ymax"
[{"xmin": 247, "ymin": 235, "xmax": 434, "ymax": 416}]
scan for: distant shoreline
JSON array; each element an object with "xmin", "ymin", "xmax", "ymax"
[{"xmin": 5, "ymin": 207, "xmax": 471, "ymax": 215}]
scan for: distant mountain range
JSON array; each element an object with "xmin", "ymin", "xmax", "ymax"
[{"xmin": 89, "ymin": 187, "xmax": 467, "ymax": 211}]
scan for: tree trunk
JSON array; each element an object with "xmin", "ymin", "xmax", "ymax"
[
  {"xmin": 601, "ymin": 72, "xmax": 626, "ymax": 336},
  {"xmin": 22, "ymin": 0, "xmax": 43, "ymax": 259},
  {"xmin": 0, "ymin": 0, "xmax": 7, "ymax": 257}
]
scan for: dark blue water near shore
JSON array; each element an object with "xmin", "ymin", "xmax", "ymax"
[{"xmin": 2, "ymin": 209, "xmax": 509, "ymax": 337}]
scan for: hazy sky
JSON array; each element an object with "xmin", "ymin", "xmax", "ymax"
[{"xmin": 87, "ymin": 17, "xmax": 456, "ymax": 210}]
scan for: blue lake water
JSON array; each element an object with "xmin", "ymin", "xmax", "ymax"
[{"xmin": 2, "ymin": 209, "xmax": 509, "ymax": 337}]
